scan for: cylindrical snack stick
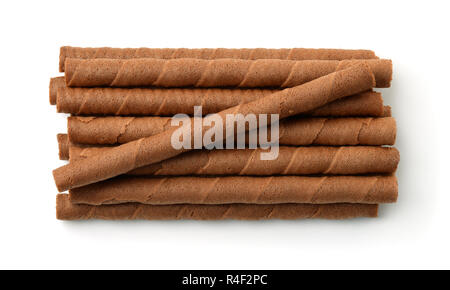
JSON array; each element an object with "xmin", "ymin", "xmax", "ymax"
[
  {"xmin": 53, "ymin": 63, "xmax": 376, "ymax": 191},
  {"xmin": 69, "ymin": 175, "xmax": 398, "ymax": 205},
  {"xmin": 67, "ymin": 145, "xmax": 399, "ymax": 175},
  {"xmin": 59, "ymin": 46, "xmax": 378, "ymax": 72},
  {"xmin": 65, "ymin": 58, "xmax": 392, "ymax": 88},
  {"xmin": 49, "ymin": 77, "xmax": 65, "ymax": 105},
  {"xmin": 67, "ymin": 116, "xmax": 396, "ymax": 146},
  {"xmin": 56, "ymin": 85, "xmax": 383, "ymax": 117},
  {"xmin": 56, "ymin": 194, "xmax": 379, "ymax": 220},
  {"xmin": 57, "ymin": 134, "xmax": 70, "ymax": 160}
]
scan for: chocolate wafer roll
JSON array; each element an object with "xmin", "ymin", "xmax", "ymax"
[
  {"xmin": 56, "ymin": 85, "xmax": 383, "ymax": 117},
  {"xmin": 383, "ymin": 106, "xmax": 392, "ymax": 117},
  {"xmin": 66, "ymin": 145, "xmax": 399, "ymax": 175},
  {"xmin": 65, "ymin": 58, "xmax": 392, "ymax": 88},
  {"xmin": 59, "ymin": 46, "xmax": 378, "ymax": 72},
  {"xmin": 67, "ymin": 116, "xmax": 396, "ymax": 146},
  {"xmin": 56, "ymin": 194, "xmax": 379, "ymax": 220},
  {"xmin": 69, "ymin": 175, "xmax": 398, "ymax": 205},
  {"xmin": 49, "ymin": 77, "xmax": 65, "ymax": 105},
  {"xmin": 278, "ymin": 117, "xmax": 396, "ymax": 146},
  {"xmin": 53, "ymin": 63, "xmax": 376, "ymax": 192},
  {"xmin": 57, "ymin": 134, "xmax": 70, "ymax": 160}
]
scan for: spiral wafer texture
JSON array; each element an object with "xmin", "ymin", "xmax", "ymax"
[
  {"xmin": 69, "ymin": 175, "xmax": 397, "ymax": 205},
  {"xmin": 53, "ymin": 63, "xmax": 376, "ymax": 192},
  {"xmin": 49, "ymin": 77, "xmax": 65, "ymax": 105},
  {"xmin": 66, "ymin": 146, "xmax": 399, "ymax": 176},
  {"xmin": 55, "ymin": 85, "xmax": 383, "ymax": 117},
  {"xmin": 59, "ymin": 47, "xmax": 378, "ymax": 72},
  {"xmin": 67, "ymin": 116, "xmax": 396, "ymax": 146},
  {"xmin": 56, "ymin": 194, "xmax": 378, "ymax": 220},
  {"xmin": 65, "ymin": 58, "xmax": 392, "ymax": 88}
]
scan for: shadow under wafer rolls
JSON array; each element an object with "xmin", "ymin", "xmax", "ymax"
[
  {"xmin": 64, "ymin": 58, "xmax": 392, "ymax": 88},
  {"xmin": 64, "ymin": 145, "xmax": 399, "ymax": 176},
  {"xmin": 53, "ymin": 84, "xmax": 384, "ymax": 117},
  {"xmin": 69, "ymin": 175, "xmax": 397, "ymax": 205},
  {"xmin": 67, "ymin": 116, "xmax": 396, "ymax": 146},
  {"xmin": 59, "ymin": 47, "xmax": 378, "ymax": 72},
  {"xmin": 56, "ymin": 194, "xmax": 378, "ymax": 220}
]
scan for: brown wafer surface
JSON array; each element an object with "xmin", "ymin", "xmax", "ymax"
[
  {"xmin": 59, "ymin": 47, "xmax": 378, "ymax": 72},
  {"xmin": 65, "ymin": 145, "xmax": 399, "ymax": 176},
  {"xmin": 65, "ymin": 58, "xmax": 391, "ymax": 88},
  {"xmin": 69, "ymin": 175, "xmax": 398, "ymax": 205},
  {"xmin": 55, "ymin": 85, "xmax": 383, "ymax": 117},
  {"xmin": 67, "ymin": 116, "xmax": 396, "ymax": 146},
  {"xmin": 53, "ymin": 63, "xmax": 376, "ymax": 192},
  {"xmin": 56, "ymin": 194, "xmax": 379, "ymax": 220}
]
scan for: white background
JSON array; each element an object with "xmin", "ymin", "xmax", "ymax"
[{"xmin": 0, "ymin": 0, "xmax": 448, "ymax": 270}]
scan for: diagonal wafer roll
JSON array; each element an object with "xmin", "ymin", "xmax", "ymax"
[
  {"xmin": 59, "ymin": 46, "xmax": 378, "ymax": 72},
  {"xmin": 56, "ymin": 194, "xmax": 379, "ymax": 220},
  {"xmin": 69, "ymin": 175, "xmax": 398, "ymax": 205},
  {"xmin": 53, "ymin": 63, "xmax": 376, "ymax": 192},
  {"xmin": 65, "ymin": 58, "xmax": 392, "ymax": 88},
  {"xmin": 66, "ymin": 145, "xmax": 399, "ymax": 175},
  {"xmin": 67, "ymin": 116, "xmax": 396, "ymax": 146},
  {"xmin": 55, "ymin": 84, "xmax": 384, "ymax": 117},
  {"xmin": 49, "ymin": 77, "xmax": 65, "ymax": 105}
]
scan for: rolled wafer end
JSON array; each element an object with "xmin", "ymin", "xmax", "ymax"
[
  {"xmin": 392, "ymin": 117, "xmax": 397, "ymax": 144},
  {"xmin": 59, "ymin": 47, "xmax": 66, "ymax": 72},
  {"xmin": 337, "ymin": 62, "xmax": 376, "ymax": 98},
  {"xmin": 339, "ymin": 59, "xmax": 392, "ymax": 88},
  {"xmin": 53, "ymin": 167, "xmax": 69, "ymax": 192},
  {"xmin": 56, "ymin": 194, "xmax": 68, "ymax": 220},
  {"xmin": 57, "ymin": 134, "xmax": 69, "ymax": 160},
  {"xmin": 64, "ymin": 58, "xmax": 76, "ymax": 86},
  {"xmin": 383, "ymin": 106, "xmax": 392, "ymax": 117},
  {"xmin": 57, "ymin": 194, "xmax": 87, "ymax": 220},
  {"xmin": 376, "ymin": 59, "xmax": 393, "ymax": 88},
  {"xmin": 365, "ymin": 59, "xmax": 392, "ymax": 88},
  {"xmin": 49, "ymin": 77, "xmax": 65, "ymax": 105}
]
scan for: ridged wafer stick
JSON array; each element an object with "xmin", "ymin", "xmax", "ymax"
[
  {"xmin": 56, "ymin": 194, "xmax": 379, "ymax": 220},
  {"xmin": 49, "ymin": 77, "xmax": 65, "ymax": 105},
  {"xmin": 65, "ymin": 58, "xmax": 392, "ymax": 88},
  {"xmin": 59, "ymin": 46, "xmax": 378, "ymax": 72},
  {"xmin": 69, "ymin": 175, "xmax": 397, "ymax": 205},
  {"xmin": 278, "ymin": 117, "xmax": 396, "ymax": 146},
  {"xmin": 53, "ymin": 63, "xmax": 376, "ymax": 192},
  {"xmin": 56, "ymin": 85, "xmax": 383, "ymax": 116},
  {"xmin": 67, "ymin": 116, "xmax": 396, "ymax": 146},
  {"xmin": 66, "ymin": 145, "xmax": 399, "ymax": 175}
]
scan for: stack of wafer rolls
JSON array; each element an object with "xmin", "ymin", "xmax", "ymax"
[{"xmin": 50, "ymin": 47, "xmax": 398, "ymax": 221}]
